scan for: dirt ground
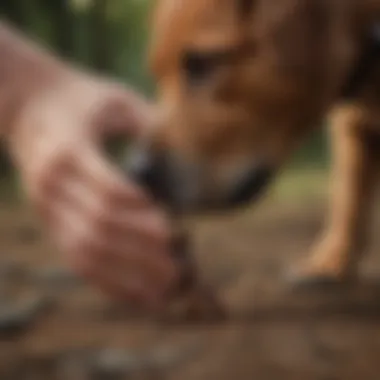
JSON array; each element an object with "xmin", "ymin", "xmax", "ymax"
[{"xmin": 1, "ymin": 192, "xmax": 380, "ymax": 380}]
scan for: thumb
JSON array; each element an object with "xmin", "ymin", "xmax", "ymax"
[{"xmin": 90, "ymin": 87, "xmax": 156, "ymax": 140}]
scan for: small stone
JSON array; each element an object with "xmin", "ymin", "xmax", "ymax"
[
  {"xmin": 147, "ymin": 340, "xmax": 203, "ymax": 371},
  {"xmin": 0, "ymin": 295, "xmax": 55, "ymax": 336},
  {"xmin": 90, "ymin": 348, "xmax": 144, "ymax": 379},
  {"xmin": 59, "ymin": 347, "xmax": 147, "ymax": 380},
  {"xmin": 21, "ymin": 293, "xmax": 56, "ymax": 316}
]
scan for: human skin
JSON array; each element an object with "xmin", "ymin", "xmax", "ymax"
[{"xmin": 0, "ymin": 21, "xmax": 178, "ymax": 310}]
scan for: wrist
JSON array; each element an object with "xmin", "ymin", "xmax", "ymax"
[{"xmin": 0, "ymin": 21, "xmax": 69, "ymax": 137}]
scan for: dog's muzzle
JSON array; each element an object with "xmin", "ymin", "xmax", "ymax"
[
  {"xmin": 226, "ymin": 165, "xmax": 273, "ymax": 208},
  {"xmin": 126, "ymin": 145, "xmax": 273, "ymax": 212},
  {"xmin": 127, "ymin": 145, "xmax": 173, "ymax": 204}
]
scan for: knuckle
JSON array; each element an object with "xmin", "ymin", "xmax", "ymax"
[{"xmin": 89, "ymin": 200, "xmax": 111, "ymax": 232}]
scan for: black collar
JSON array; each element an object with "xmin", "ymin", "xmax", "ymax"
[{"xmin": 340, "ymin": 25, "xmax": 380, "ymax": 100}]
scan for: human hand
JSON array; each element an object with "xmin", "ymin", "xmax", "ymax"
[{"xmin": 8, "ymin": 73, "xmax": 177, "ymax": 309}]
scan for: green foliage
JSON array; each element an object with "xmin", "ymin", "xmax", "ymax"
[{"xmin": 0, "ymin": 0, "xmax": 154, "ymax": 92}]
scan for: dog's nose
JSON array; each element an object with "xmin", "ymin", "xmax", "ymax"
[
  {"xmin": 227, "ymin": 166, "xmax": 273, "ymax": 207},
  {"xmin": 127, "ymin": 146, "xmax": 171, "ymax": 203}
]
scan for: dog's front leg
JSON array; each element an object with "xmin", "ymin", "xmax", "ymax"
[{"xmin": 289, "ymin": 103, "xmax": 379, "ymax": 287}]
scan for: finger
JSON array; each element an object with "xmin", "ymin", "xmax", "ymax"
[
  {"xmin": 50, "ymin": 181, "xmax": 176, "ymax": 290},
  {"xmin": 82, "ymin": 246, "xmax": 169, "ymax": 309},
  {"xmin": 89, "ymin": 87, "xmax": 156, "ymax": 138},
  {"xmin": 58, "ymin": 179, "xmax": 170, "ymax": 246},
  {"xmin": 76, "ymin": 144, "xmax": 151, "ymax": 207},
  {"xmin": 25, "ymin": 160, "xmax": 78, "ymax": 228},
  {"xmin": 50, "ymin": 201, "xmax": 177, "ymax": 295},
  {"xmin": 21, "ymin": 138, "xmax": 77, "ymax": 204}
]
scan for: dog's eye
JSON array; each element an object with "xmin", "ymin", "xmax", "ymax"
[{"xmin": 182, "ymin": 51, "xmax": 220, "ymax": 83}]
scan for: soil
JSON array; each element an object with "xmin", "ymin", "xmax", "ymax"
[{"xmin": 1, "ymin": 196, "xmax": 380, "ymax": 380}]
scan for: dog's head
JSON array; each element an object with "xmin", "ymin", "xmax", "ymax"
[{"xmin": 129, "ymin": 0, "xmax": 357, "ymax": 212}]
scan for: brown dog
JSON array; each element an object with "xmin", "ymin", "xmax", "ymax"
[{"xmin": 130, "ymin": 0, "xmax": 380, "ymax": 288}]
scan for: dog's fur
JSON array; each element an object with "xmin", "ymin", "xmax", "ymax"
[{"xmin": 146, "ymin": 0, "xmax": 380, "ymax": 284}]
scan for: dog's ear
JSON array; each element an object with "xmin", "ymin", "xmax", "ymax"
[
  {"xmin": 269, "ymin": 0, "xmax": 330, "ymax": 76},
  {"xmin": 237, "ymin": 0, "xmax": 255, "ymax": 19}
]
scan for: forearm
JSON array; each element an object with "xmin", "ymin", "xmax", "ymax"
[{"xmin": 0, "ymin": 21, "xmax": 67, "ymax": 135}]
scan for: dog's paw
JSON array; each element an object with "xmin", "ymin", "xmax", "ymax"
[{"xmin": 285, "ymin": 257, "xmax": 357, "ymax": 292}]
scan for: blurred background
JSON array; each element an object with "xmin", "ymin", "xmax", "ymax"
[
  {"xmin": 2, "ymin": 2, "xmax": 380, "ymax": 380},
  {"xmin": 1, "ymin": 0, "xmax": 153, "ymax": 90}
]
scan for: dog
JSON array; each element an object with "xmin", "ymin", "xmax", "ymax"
[{"xmin": 129, "ymin": 0, "xmax": 380, "ymax": 289}]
